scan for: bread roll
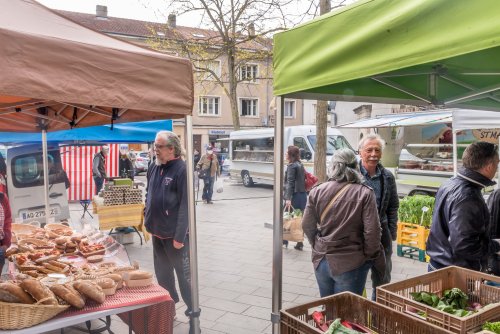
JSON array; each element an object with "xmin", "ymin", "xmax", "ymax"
[
  {"xmin": 96, "ymin": 278, "xmax": 115, "ymax": 289},
  {"xmin": 124, "ymin": 270, "xmax": 153, "ymax": 280},
  {"xmin": 5, "ymin": 246, "xmax": 19, "ymax": 257},
  {"xmin": 50, "ymin": 284, "xmax": 85, "ymax": 309},
  {"xmin": 103, "ymin": 274, "xmax": 123, "ymax": 289},
  {"xmin": 55, "ymin": 237, "xmax": 67, "ymax": 245},
  {"xmin": 0, "ymin": 282, "xmax": 35, "ymax": 304},
  {"xmin": 20, "ymin": 279, "xmax": 58, "ymax": 305},
  {"xmin": 73, "ymin": 281, "xmax": 105, "ymax": 304}
]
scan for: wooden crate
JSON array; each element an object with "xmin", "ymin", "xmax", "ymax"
[
  {"xmin": 397, "ymin": 222, "xmax": 430, "ymax": 250},
  {"xmin": 377, "ymin": 266, "xmax": 500, "ymax": 334},
  {"xmin": 281, "ymin": 292, "xmax": 451, "ymax": 333}
]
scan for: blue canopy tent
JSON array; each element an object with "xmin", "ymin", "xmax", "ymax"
[{"xmin": 0, "ymin": 120, "xmax": 173, "ymax": 145}]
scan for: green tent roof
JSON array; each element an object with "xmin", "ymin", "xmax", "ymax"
[{"xmin": 273, "ymin": 0, "xmax": 500, "ymax": 110}]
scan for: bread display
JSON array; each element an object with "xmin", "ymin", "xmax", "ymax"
[
  {"xmin": 73, "ymin": 281, "xmax": 105, "ymax": 304},
  {"xmin": 0, "ymin": 282, "xmax": 35, "ymax": 304},
  {"xmin": 103, "ymin": 273, "xmax": 123, "ymax": 289},
  {"xmin": 50, "ymin": 284, "xmax": 85, "ymax": 309},
  {"xmin": 20, "ymin": 279, "xmax": 58, "ymax": 305},
  {"xmin": 96, "ymin": 278, "xmax": 117, "ymax": 296}
]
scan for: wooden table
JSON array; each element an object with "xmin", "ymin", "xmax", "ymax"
[{"xmin": 94, "ymin": 203, "xmax": 150, "ymax": 243}]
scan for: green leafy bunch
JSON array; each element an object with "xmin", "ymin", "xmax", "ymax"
[
  {"xmin": 410, "ymin": 288, "xmax": 473, "ymax": 317},
  {"xmin": 398, "ymin": 195, "xmax": 435, "ymax": 228}
]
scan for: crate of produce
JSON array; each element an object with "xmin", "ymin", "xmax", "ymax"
[
  {"xmin": 377, "ymin": 266, "xmax": 500, "ymax": 334},
  {"xmin": 281, "ymin": 291, "xmax": 451, "ymax": 334},
  {"xmin": 397, "ymin": 244, "xmax": 429, "ymax": 263}
]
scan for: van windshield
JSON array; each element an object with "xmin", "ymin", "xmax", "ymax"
[{"xmin": 307, "ymin": 135, "xmax": 353, "ymax": 155}]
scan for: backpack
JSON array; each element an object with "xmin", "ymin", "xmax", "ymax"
[{"xmin": 304, "ymin": 170, "xmax": 318, "ymax": 192}]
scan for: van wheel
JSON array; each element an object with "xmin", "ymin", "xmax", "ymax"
[{"xmin": 242, "ymin": 171, "xmax": 254, "ymax": 187}]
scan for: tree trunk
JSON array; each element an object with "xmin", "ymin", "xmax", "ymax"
[
  {"xmin": 314, "ymin": 0, "xmax": 331, "ymax": 181},
  {"xmin": 314, "ymin": 101, "xmax": 328, "ymax": 181},
  {"xmin": 227, "ymin": 47, "xmax": 241, "ymax": 130}
]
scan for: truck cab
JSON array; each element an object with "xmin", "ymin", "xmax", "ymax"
[{"xmin": 6, "ymin": 145, "xmax": 70, "ymax": 223}]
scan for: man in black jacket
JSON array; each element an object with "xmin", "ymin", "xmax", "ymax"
[
  {"xmin": 427, "ymin": 141, "xmax": 499, "ymax": 272},
  {"xmin": 144, "ymin": 131, "xmax": 197, "ymax": 333},
  {"xmin": 92, "ymin": 145, "xmax": 108, "ymax": 194},
  {"xmin": 359, "ymin": 134, "xmax": 399, "ymax": 300}
]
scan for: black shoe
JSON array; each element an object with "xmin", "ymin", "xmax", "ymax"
[
  {"xmin": 283, "ymin": 240, "xmax": 288, "ymax": 248},
  {"xmin": 294, "ymin": 242, "xmax": 304, "ymax": 251},
  {"xmin": 207, "ymin": 201, "xmax": 214, "ymax": 204}
]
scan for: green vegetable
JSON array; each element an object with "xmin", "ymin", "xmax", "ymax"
[
  {"xmin": 398, "ymin": 195, "xmax": 435, "ymax": 227},
  {"xmin": 483, "ymin": 321, "xmax": 500, "ymax": 334},
  {"xmin": 410, "ymin": 288, "xmax": 472, "ymax": 317},
  {"xmin": 410, "ymin": 291, "xmax": 440, "ymax": 307},
  {"xmin": 326, "ymin": 319, "xmax": 364, "ymax": 334},
  {"xmin": 442, "ymin": 288, "xmax": 468, "ymax": 310}
]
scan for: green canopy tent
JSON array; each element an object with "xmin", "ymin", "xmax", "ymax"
[{"xmin": 271, "ymin": 0, "xmax": 500, "ymax": 332}]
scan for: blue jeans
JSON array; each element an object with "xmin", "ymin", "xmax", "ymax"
[
  {"xmin": 291, "ymin": 192, "xmax": 307, "ymax": 211},
  {"xmin": 315, "ymin": 257, "xmax": 372, "ymax": 297},
  {"xmin": 93, "ymin": 176, "xmax": 104, "ymax": 194},
  {"xmin": 202, "ymin": 176, "xmax": 215, "ymax": 201}
]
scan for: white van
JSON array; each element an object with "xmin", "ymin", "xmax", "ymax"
[
  {"xmin": 6, "ymin": 145, "xmax": 70, "ymax": 223},
  {"xmin": 226, "ymin": 125, "xmax": 353, "ymax": 186}
]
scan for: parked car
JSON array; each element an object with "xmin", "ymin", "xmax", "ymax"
[{"xmin": 134, "ymin": 151, "xmax": 150, "ymax": 174}]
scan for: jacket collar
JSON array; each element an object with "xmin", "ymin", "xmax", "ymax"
[{"xmin": 457, "ymin": 167, "xmax": 496, "ymax": 188}]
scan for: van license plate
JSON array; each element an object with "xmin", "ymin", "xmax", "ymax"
[{"xmin": 22, "ymin": 208, "xmax": 60, "ymax": 220}]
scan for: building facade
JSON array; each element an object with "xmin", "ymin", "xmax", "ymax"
[{"xmin": 59, "ymin": 6, "xmax": 304, "ymax": 154}]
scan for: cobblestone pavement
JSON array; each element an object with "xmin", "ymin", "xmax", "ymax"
[{"xmin": 43, "ymin": 176, "xmax": 426, "ymax": 334}]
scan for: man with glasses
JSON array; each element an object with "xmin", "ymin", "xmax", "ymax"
[
  {"xmin": 358, "ymin": 134, "xmax": 399, "ymax": 300},
  {"xmin": 144, "ymin": 131, "xmax": 197, "ymax": 334},
  {"xmin": 427, "ymin": 141, "xmax": 499, "ymax": 272}
]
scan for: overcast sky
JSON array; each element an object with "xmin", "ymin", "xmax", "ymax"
[{"xmin": 37, "ymin": 0, "xmax": 190, "ymax": 25}]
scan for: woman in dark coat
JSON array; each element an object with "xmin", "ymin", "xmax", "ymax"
[{"xmin": 283, "ymin": 145, "xmax": 306, "ymax": 250}]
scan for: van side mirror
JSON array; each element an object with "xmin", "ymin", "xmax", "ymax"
[{"xmin": 300, "ymin": 151, "xmax": 312, "ymax": 161}]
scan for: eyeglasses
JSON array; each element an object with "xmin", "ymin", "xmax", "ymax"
[{"xmin": 154, "ymin": 144, "xmax": 169, "ymax": 150}]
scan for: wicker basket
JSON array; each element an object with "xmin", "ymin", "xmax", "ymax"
[
  {"xmin": 281, "ymin": 292, "xmax": 451, "ymax": 334},
  {"xmin": 0, "ymin": 301, "xmax": 69, "ymax": 329},
  {"xmin": 377, "ymin": 266, "xmax": 500, "ymax": 334}
]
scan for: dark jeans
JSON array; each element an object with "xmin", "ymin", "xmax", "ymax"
[
  {"xmin": 202, "ymin": 176, "xmax": 215, "ymax": 201},
  {"xmin": 291, "ymin": 191, "xmax": 307, "ymax": 211},
  {"xmin": 370, "ymin": 227, "xmax": 392, "ymax": 301},
  {"xmin": 93, "ymin": 176, "xmax": 104, "ymax": 194},
  {"xmin": 152, "ymin": 236, "xmax": 193, "ymax": 315},
  {"xmin": 315, "ymin": 257, "xmax": 372, "ymax": 297}
]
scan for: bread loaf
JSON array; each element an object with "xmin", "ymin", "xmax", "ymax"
[
  {"xmin": 103, "ymin": 274, "xmax": 123, "ymax": 289},
  {"xmin": 73, "ymin": 281, "xmax": 105, "ymax": 304},
  {"xmin": 0, "ymin": 282, "xmax": 35, "ymax": 304},
  {"xmin": 5, "ymin": 246, "xmax": 19, "ymax": 257},
  {"xmin": 20, "ymin": 279, "xmax": 58, "ymax": 305},
  {"xmin": 50, "ymin": 284, "xmax": 85, "ymax": 309},
  {"xmin": 123, "ymin": 270, "xmax": 153, "ymax": 280}
]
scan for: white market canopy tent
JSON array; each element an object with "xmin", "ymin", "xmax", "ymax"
[{"xmin": 339, "ymin": 111, "xmax": 452, "ymax": 128}]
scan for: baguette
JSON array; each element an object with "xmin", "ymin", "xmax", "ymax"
[
  {"xmin": 103, "ymin": 274, "xmax": 123, "ymax": 289},
  {"xmin": 0, "ymin": 282, "xmax": 35, "ymax": 304},
  {"xmin": 73, "ymin": 281, "xmax": 105, "ymax": 304},
  {"xmin": 20, "ymin": 279, "xmax": 58, "ymax": 305},
  {"xmin": 50, "ymin": 284, "xmax": 85, "ymax": 309}
]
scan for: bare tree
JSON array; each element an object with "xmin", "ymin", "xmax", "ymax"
[
  {"xmin": 314, "ymin": 0, "xmax": 348, "ymax": 181},
  {"xmin": 148, "ymin": 0, "xmax": 311, "ymax": 130}
]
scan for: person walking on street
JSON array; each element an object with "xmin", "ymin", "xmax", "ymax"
[
  {"xmin": 196, "ymin": 146, "xmax": 220, "ymax": 204},
  {"xmin": 92, "ymin": 145, "xmax": 109, "ymax": 194},
  {"xmin": 119, "ymin": 153, "xmax": 134, "ymax": 180},
  {"xmin": 358, "ymin": 134, "xmax": 399, "ymax": 301},
  {"xmin": 283, "ymin": 145, "xmax": 306, "ymax": 250},
  {"xmin": 427, "ymin": 141, "xmax": 499, "ymax": 272},
  {"xmin": 302, "ymin": 148, "xmax": 383, "ymax": 296},
  {"xmin": 144, "ymin": 131, "xmax": 197, "ymax": 334}
]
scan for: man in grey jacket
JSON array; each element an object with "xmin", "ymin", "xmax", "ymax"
[
  {"xmin": 359, "ymin": 134, "xmax": 399, "ymax": 300},
  {"xmin": 92, "ymin": 145, "xmax": 109, "ymax": 194}
]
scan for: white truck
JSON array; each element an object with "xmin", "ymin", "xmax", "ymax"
[{"xmin": 225, "ymin": 125, "xmax": 353, "ymax": 186}]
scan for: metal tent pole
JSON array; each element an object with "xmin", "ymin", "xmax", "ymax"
[
  {"xmin": 42, "ymin": 129, "xmax": 51, "ymax": 225},
  {"xmin": 453, "ymin": 130, "xmax": 458, "ymax": 177},
  {"xmin": 271, "ymin": 96, "xmax": 284, "ymax": 334},
  {"xmin": 185, "ymin": 115, "xmax": 201, "ymax": 333}
]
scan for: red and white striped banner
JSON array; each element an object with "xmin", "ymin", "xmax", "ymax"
[{"xmin": 60, "ymin": 144, "xmax": 119, "ymax": 201}]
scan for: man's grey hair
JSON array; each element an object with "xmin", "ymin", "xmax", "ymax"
[
  {"xmin": 156, "ymin": 131, "xmax": 183, "ymax": 157},
  {"xmin": 328, "ymin": 149, "xmax": 363, "ymax": 184},
  {"xmin": 358, "ymin": 133, "xmax": 385, "ymax": 151}
]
